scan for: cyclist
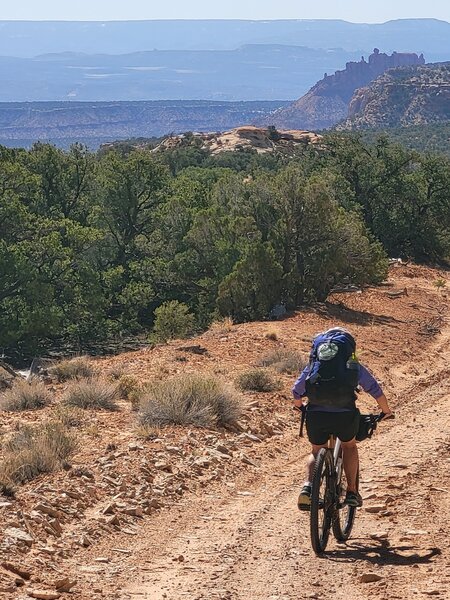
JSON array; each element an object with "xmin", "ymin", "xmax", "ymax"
[{"xmin": 292, "ymin": 327, "xmax": 393, "ymax": 510}]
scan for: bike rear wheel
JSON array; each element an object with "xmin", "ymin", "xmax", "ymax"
[
  {"xmin": 332, "ymin": 447, "xmax": 358, "ymax": 541},
  {"xmin": 310, "ymin": 448, "xmax": 334, "ymax": 554}
]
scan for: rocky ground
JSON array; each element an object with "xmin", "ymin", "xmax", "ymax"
[{"xmin": 0, "ymin": 263, "xmax": 448, "ymax": 600}]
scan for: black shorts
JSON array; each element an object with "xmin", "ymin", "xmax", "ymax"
[{"xmin": 306, "ymin": 409, "xmax": 360, "ymax": 446}]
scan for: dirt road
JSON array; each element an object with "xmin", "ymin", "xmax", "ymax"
[
  {"xmin": 1, "ymin": 266, "xmax": 448, "ymax": 599},
  {"xmin": 119, "ymin": 329, "xmax": 450, "ymax": 600}
]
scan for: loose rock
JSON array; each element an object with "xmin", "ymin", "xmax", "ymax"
[{"xmin": 360, "ymin": 573, "xmax": 383, "ymax": 583}]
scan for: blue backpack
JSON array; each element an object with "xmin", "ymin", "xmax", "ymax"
[{"xmin": 305, "ymin": 329, "xmax": 359, "ymax": 408}]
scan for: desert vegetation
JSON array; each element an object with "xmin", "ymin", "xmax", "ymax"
[
  {"xmin": 0, "ymin": 379, "xmax": 51, "ymax": 411},
  {"xmin": 236, "ymin": 369, "xmax": 281, "ymax": 392},
  {"xmin": 258, "ymin": 348, "xmax": 307, "ymax": 374},
  {"xmin": 139, "ymin": 373, "xmax": 242, "ymax": 428},
  {"xmin": 1, "ymin": 135, "xmax": 449, "ymax": 359},
  {"xmin": 50, "ymin": 357, "xmax": 95, "ymax": 382},
  {"xmin": 63, "ymin": 377, "xmax": 120, "ymax": 411},
  {"xmin": 0, "ymin": 420, "xmax": 76, "ymax": 495}
]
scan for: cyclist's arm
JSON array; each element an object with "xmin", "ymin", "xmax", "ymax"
[
  {"xmin": 375, "ymin": 393, "xmax": 393, "ymax": 417},
  {"xmin": 292, "ymin": 365, "xmax": 310, "ymax": 407},
  {"xmin": 359, "ymin": 364, "xmax": 394, "ymax": 417}
]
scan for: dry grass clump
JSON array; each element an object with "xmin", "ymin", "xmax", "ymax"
[
  {"xmin": 63, "ymin": 377, "xmax": 119, "ymax": 411},
  {"xmin": 50, "ymin": 356, "xmax": 94, "ymax": 382},
  {"xmin": 107, "ymin": 365, "xmax": 126, "ymax": 381},
  {"xmin": 0, "ymin": 379, "xmax": 51, "ymax": 411},
  {"xmin": 50, "ymin": 404, "xmax": 85, "ymax": 428},
  {"xmin": 236, "ymin": 369, "xmax": 281, "ymax": 392},
  {"xmin": 257, "ymin": 348, "xmax": 307, "ymax": 374},
  {"xmin": 208, "ymin": 316, "xmax": 234, "ymax": 335},
  {"xmin": 0, "ymin": 420, "xmax": 76, "ymax": 496},
  {"xmin": 139, "ymin": 373, "xmax": 242, "ymax": 428},
  {"xmin": 117, "ymin": 375, "xmax": 144, "ymax": 411},
  {"xmin": 117, "ymin": 374, "xmax": 140, "ymax": 400},
  {"xmin": 265, "ymin": 330, "xmax": 279, "ymax": 341}
]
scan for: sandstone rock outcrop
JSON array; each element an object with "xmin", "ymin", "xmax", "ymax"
[
  {"xmin": 154, "ymin": 126, "xmax": 321, "ymax": 155},
  {"xmin": 340, "ymin": 62, "xmax": 450, "ymax": 129},
  {"xmin": 269, "ymin": 49, "xmax": 425, "ymax": 130}
]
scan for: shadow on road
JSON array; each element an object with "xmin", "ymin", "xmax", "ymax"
[
  {"xmin": 319, "ymin": 301, "xmax": 404, "ymax": 327},
  {"xmin": 324, "ymin": 539, "xmax": 441, "ymax": 566}
]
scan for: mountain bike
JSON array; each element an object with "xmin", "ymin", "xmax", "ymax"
[{"xmin": 309, "ymin": 413, "xmax": 386, "ymax": 554}]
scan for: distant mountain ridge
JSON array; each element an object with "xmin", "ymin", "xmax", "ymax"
[
  {"xmin": 268, "ymin": 49, "xmax": 426, "ymax": 130},
  {"xmin": 0, "ymin": 100, "xmax": 288, "ymax": 149},
  {"xmin": 0, "ymin": 19, "xmax": 448, "ymax": 58},
  {"xmin": 340, "ymin": 62, "xmax": 450, "ymax": 129},
  {"xmin": 0, "ymin": 45, "xmax": 364, "ymax": 102}
]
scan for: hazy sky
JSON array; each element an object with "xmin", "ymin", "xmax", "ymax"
[{"xmin": 1, "ymin": 0, "xmax": 449, "ymax": 22}]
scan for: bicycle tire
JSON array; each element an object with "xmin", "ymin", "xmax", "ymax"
[
  {"xmin": 332, "ymin": 454, "xmax": 358, "ymax": 542},
  {"xmin": 310, "ymin": 448, "xmax": 334, "ymax": 554}
]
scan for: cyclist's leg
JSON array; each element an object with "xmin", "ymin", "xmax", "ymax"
[
  {"xmin": 305, "ymin": 411, "xmax": 330, "ymax": 480},
  {"xmin": 334, "ymin": 410, "xmax": 362, "ymax": 506},
  {"xmin": 340, "ymin": 438, "xmax": 358, "ymax": 492},
  {"xmin": 298, "ymin": 411, "xmax": 330, "ymax": 509}
]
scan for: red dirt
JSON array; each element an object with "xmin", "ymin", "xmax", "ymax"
[{"xmin": 0, "ymin": 264, "xmax": 449, "ymax": 599}]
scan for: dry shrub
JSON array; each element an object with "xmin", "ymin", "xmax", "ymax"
[
  {"xmin": 139, "ymin": 373, "xmax": 242, "ymax": 429},
  {"xmin": 208, "ymin": 317, "xmax": 234, "ymax": 335},
  {"xmin": 265, "ymin": 330, "xmax": 279, "ymax": 341},
  {"xmin": 50, "ymin": 356, "xmax": 94, "ymax": 382},
  {"xmin": 50, "ymin": 404, "xmax": 85, "ymax": 428},
  {"xmin": 135, "ymin": 424, "xmax": 162, "ymax": 440},
  {"xmin": 0, "ymin": 420, "xmax": 76, "ymax": 495},
  {"xmin": 257, "ymin": 348, "xmax": 306, "ymax": 374},
  {"xmin": 0, "ymin": 379, "xmax": 51, "ymax": 411},
  {"xmin": 107, "ymin": 365, "xmax": 126, "ymax": 381},
  {"xmin": 117, "ymin": 374, "xmax": 140, "ymax": 400},
  {"xmin": 236, "ymin": 369, "xmax": 281, "ymax": 392},
  {"xmin": 63, "ymin": 377, "xmax": 119, "ymax": 411}
]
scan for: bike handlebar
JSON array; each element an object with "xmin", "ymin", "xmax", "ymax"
[{"xmin": 376, "ymin": 411, "xmax": 395, "ymax": 422}]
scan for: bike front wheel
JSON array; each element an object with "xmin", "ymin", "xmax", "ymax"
[{"xmin": 310, "ymin": 448, "xmax": 334, "ymax": 554}]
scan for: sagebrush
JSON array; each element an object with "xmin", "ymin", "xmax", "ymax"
[
  {"xmin": 257, "ymin": 348, "xmax": 306, "ymax": 374},
  {"xmin": 50, "ymin": 357, "xmax": 94, "ymax": 382},
  {"xmin": 0, "ymin": 420, "xmax": 76, "ymax": 495},
  {"xmin": 63, "ymin": 377, "xmax": 119, "ymax": 410},
  {"xmin": 0, "ymin": 379, "xmax": 51, "ymax": 411},
  {"xmin": 236, "ymin": 369, "xmax": 281, "ymax": 392},
  {"xmin": 139, "ymin": 373, "xmax": 242, "ymax": 428}
]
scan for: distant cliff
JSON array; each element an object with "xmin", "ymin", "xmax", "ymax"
[
  {"xmin": 269, "ymin": 49, "xmax": 425, "ymax": 130},
  {"xmin": 340, "ymin": 62, "xmax": 450, "ymax": 129}
]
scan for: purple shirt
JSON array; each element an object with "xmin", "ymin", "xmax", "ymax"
[{"xmin": 292, "ymin": 363, "xmax": 383, "ymax": 412}]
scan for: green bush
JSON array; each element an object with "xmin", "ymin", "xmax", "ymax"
[
  {"xmin": 236, "ymin": 369, "xmax": 281, "ymax": 392},
  {"xmin": 0, "ymin": 379, "xmax": 51, "ymax": 411},
  {"xmin": 217, "ymin": 242, "xmax": 283, "ymax": 322},
  {"xmin": 139, "ymin": 373, "xmax": 242, "ymax": 428},
  {"xmin": 152, "ymin": 301, "xmax": 195, "ymax": 342}
]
